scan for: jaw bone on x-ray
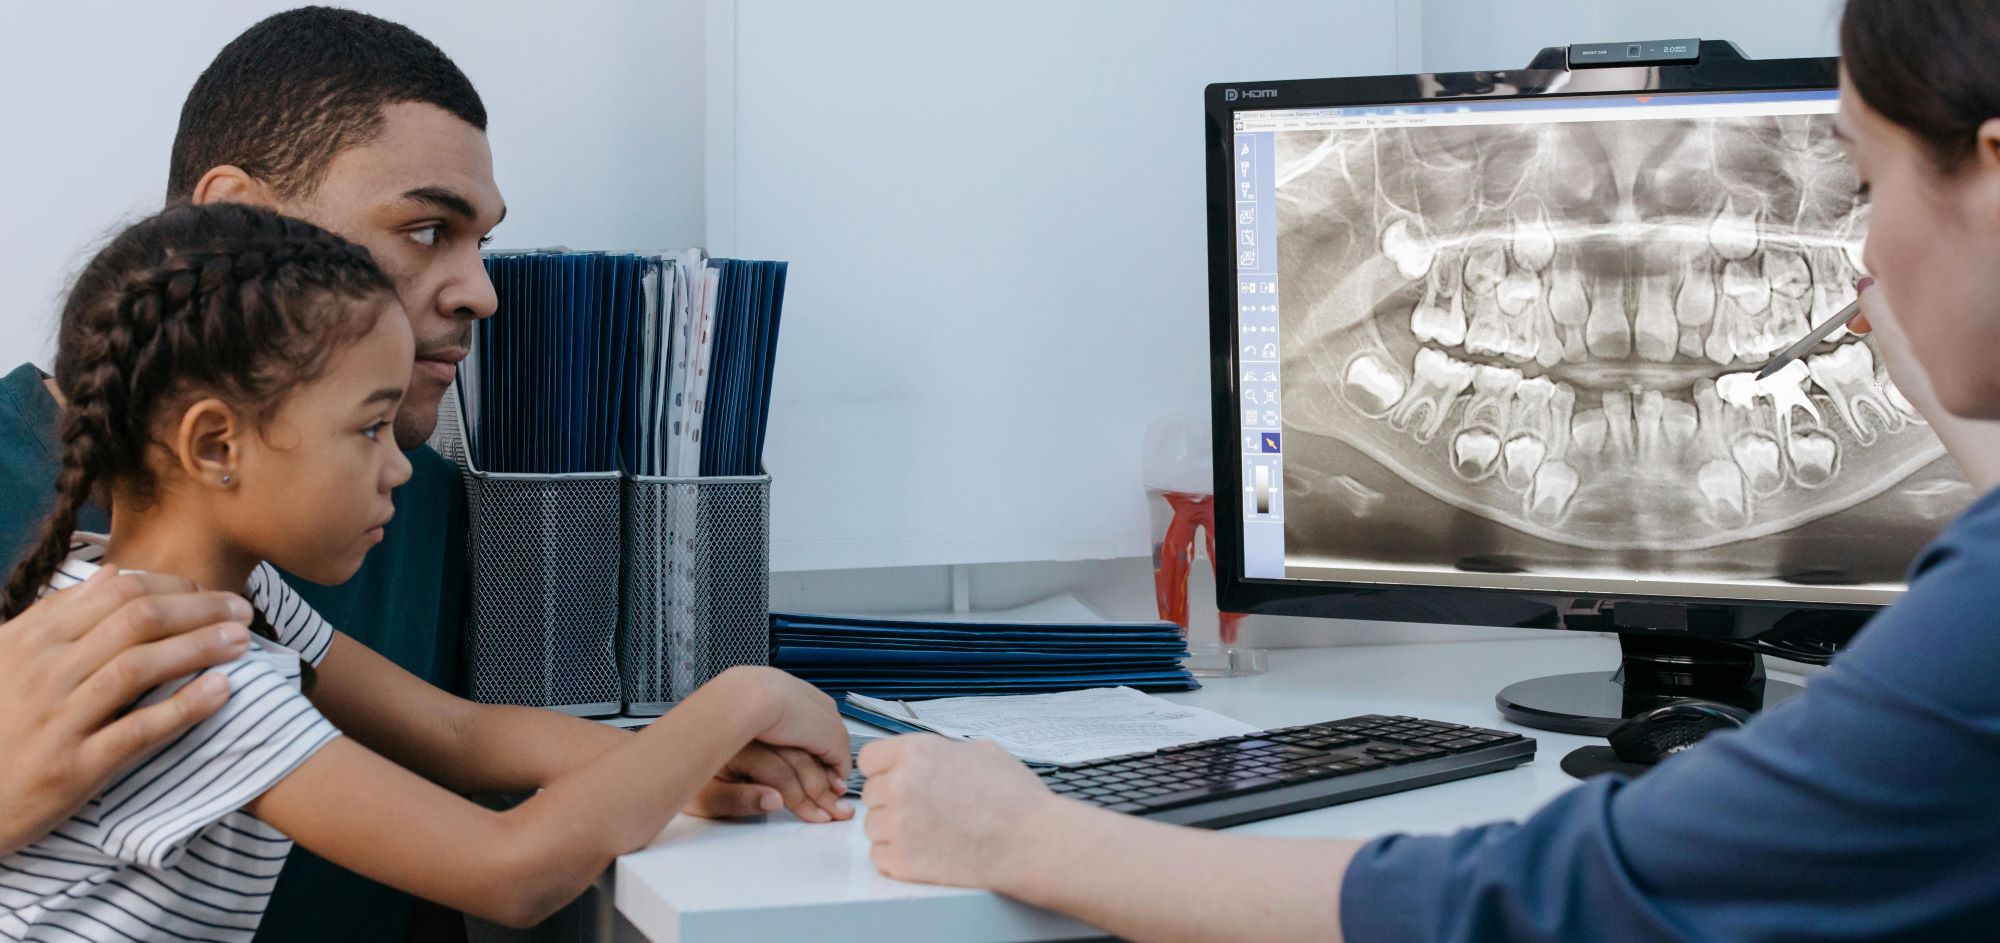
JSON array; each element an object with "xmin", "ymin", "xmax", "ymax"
[{"xmin": 1276, "ymin": 112, "xmax": 1973, "ymax": 589}]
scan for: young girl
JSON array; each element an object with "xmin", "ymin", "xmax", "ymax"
[{"xmin": 0, "ymin": 203, "xmax": 852, "ymax": 940}]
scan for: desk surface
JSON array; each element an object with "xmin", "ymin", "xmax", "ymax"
[{"xmin": 613, "ymin": 635, "xmax": 1786, "ymax": 943}]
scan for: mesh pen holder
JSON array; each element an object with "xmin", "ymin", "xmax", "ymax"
[
  {"xmin": 440, "ymin": 389, "xmax": 624, "ymax": 716},
  {"xmin": 621, "ymin": 473, "xmax": 772, "ymax": 715},
  {"xmin": 462, "ymin": 470, "xmax": 623, "ymax": 716}
]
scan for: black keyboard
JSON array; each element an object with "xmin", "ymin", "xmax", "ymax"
[{"xmin": 848, "ymin": 715, "xmax": 1534, "ymax": 829}]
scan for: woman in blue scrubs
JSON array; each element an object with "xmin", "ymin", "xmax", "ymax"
[{"xmin": 857, "ymin": 2, "xmax": 2000, "ymax": 939}]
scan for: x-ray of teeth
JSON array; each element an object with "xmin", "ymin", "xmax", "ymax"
[{"xmin": 1275, "ymin": 112, "xmax": 1971, "ymax": 588}]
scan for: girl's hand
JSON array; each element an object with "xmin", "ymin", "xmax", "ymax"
[
  {"xmin": 687, "ymin": 743, "xmax": 853, "ymax": 823},
  {"xmin": 716, "ymin": 665, "xmax": 852, "ymax": 781},
  {"xmin": 857, "ymin": 735, "xmax": 1059, "ymax": 891}
]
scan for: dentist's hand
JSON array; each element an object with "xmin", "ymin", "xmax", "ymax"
[
  {"xmin": 858, "ymin": 735, "xmax": 1058, "ymax": 891},
  {"xmin": 1849, "ymin": 277, "xmax": 2000, "ymax": 491}
]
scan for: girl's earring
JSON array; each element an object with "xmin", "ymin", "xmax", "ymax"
[{"xmin": 220, "ymin": 473, "xmax": 233, "ymax": 486}]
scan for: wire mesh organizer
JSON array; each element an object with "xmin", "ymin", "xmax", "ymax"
[
  {"xmin": 621, "ymin": 473, "xmax": 772, "ymax": 715},
  {"xmin": 433, "ymin": 391, "xmax": 621, "ymax": 715},
  {"xmin": 433, "ymin": 385, "xmax": 772, "ymax": 717}
]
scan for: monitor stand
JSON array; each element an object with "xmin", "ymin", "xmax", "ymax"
[{"xmin": 1494, "ymin": 634, "xmax": 1803, "ymax": 736}]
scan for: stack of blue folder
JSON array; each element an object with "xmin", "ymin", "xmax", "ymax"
[
  {"xmin": 699, "ymin": 259, "xmax": 788, "ymax": 478},
  {"xmin": 472, "ymin": 252, "xmax": 647, "ymax": 474},
  {"xmin": 771, "ymin": 612, "xmax": 1199, "ymax": 699},
  {"xmin": 463, "ymin": 251, "xmax": 788, "ymax": 477}
]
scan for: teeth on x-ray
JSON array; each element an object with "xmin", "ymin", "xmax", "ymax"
[
  {"xmin": 1294, "ymin": 472, "xmax": 1389, "ymax": 519},
  {"xmin": 1806, "ymin": 342, "xmax": 1907, "ymax": 447},
  {"xmin": 1275, "ymin": 112, "xmax": 1952, "ymax": 553}
]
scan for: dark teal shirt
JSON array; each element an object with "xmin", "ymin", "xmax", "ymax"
[{"xmin": 0, "ymin": 362, "xmax": 467, "ymax": 943}]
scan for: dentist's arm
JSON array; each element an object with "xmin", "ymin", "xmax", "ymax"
[{"xmin": 859, "ymin": 736, "xmax": 1357, "ymax": 943}]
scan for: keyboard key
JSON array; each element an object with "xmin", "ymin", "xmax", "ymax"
[
  {"xmin": 1226, "ymin": 739, "xmax": 1282, "ymax": 752},
  {"xmin": 1136, "ymin": 785, "xmax": 1239, "ymax": 810}
]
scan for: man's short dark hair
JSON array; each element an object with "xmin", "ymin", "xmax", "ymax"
[{"xmin": 165, "ymin": 6, "xmax": 487, "ymax": 202}]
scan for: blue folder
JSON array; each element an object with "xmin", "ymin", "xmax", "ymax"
[
  {"xmin": 465, "ymin": 251, "xmax": 789, "ymax": 477},
  {"xmin": 771, "ymin": 611, "xmax": 1199, "ymax": 698}
]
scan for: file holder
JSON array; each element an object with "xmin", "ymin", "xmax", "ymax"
[
  {"xmin": 620, "ymin": 473, "xmax": 773, "ymax": 715},
  {"xmin": 436, "ymin": 389, "xmax": 624, "ymax": 716}
]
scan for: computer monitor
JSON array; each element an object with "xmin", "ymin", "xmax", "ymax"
[{"xmin": 1205, "ymin": 40, "xmax": 1975, "ymax": 734}]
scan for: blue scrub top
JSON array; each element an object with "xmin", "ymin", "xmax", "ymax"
[{"xmin": 1342, "ymin": 482, "xmax": 2000, "ymax": 942}]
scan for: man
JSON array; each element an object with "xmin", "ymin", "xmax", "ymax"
[{"xmin": 9, "ymin": 8, "xmax": 496, "ymax": 941}]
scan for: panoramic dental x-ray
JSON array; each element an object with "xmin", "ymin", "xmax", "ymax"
[{"xmin": 1275, "ymin": 108, "xmax": 1969, "ymax": 592}]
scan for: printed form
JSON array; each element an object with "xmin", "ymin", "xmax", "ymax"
[{"xmin": 848, "ymin": 686, "xmax": 1258, "ymax": 765}]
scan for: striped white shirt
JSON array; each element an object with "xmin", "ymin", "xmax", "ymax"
[{"xmin": 0, "ymin": 543, "xmax": 340, "ymax": 942}]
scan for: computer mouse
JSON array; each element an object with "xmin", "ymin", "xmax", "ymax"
[{"xmin": 1607, "ymin": 700, "xmax": 1752, "ymax": 765}]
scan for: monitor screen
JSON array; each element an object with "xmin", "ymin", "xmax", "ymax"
[{"xmin": 1230, "ymin": 87, "xmax": 1972, "ymax": 607}]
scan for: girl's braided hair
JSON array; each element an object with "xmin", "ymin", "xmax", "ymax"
[{"xmin": 3, "ymin": 203, "xmax": 394, "ymax": 676}]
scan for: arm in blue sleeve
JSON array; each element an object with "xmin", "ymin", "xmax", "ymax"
[{"xmin": 1341, "ymin": 517, "xmax": 2000, "ymax": 943}]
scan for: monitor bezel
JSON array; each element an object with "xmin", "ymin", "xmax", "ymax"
[{"xmin": 1204, "ymin": 50, "xmax": 1883, "ymax": 640}]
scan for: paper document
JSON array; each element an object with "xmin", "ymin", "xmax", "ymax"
[{"xmin": 846, "ymin": 686, "xmax": 1258, "ymax": 766}]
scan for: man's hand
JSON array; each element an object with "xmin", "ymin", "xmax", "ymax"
[
  {"xmin": 0, "ymin": 566, "xmax": 252, "ymax": 854},
  {"xmin": 858, "ymin": 735, "xmax": 1056, "ymax": 890},
  {"xmin": 685, "ymin": 743, "xmax": 853, "ymax": 823}
]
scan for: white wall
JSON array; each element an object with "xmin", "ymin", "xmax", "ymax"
[
  {"xmin": 0, "ymin": 1, "xmax": 1852, "ymax": 651},
  {"xmin": 1418, "ymin": 0, "xmax": 1844, "ymax": 73},
  {"xmin": 711, "ymin": 0, "xmax": 1423, "ymax": 573},
  {"xmin": 0, "ymin": 0, "xmax": 705, "ymax": 370},
  {"xmin": 758, "ymin": 0, "xmax": 1855, "ymax": 654},
  {"xmin": 721, "ymin": 0, "xmax": 1841, "ymax": 575}
]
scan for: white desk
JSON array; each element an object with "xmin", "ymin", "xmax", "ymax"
[{"xmin": 610, "ymin": 635, "xmax": 1800, "ymax": 942}]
